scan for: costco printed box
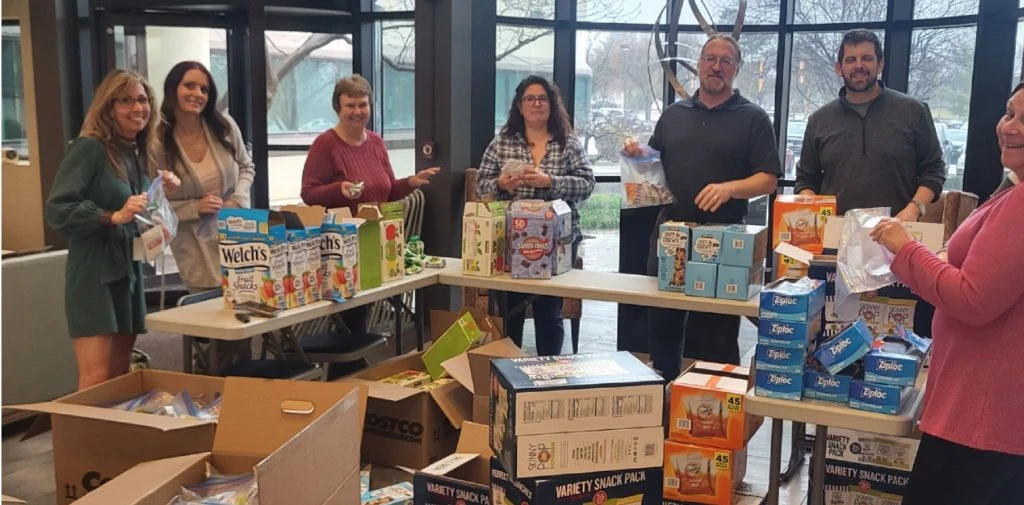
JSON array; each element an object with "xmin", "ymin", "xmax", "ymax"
[
  {"xmin": 320, "ymin": 209, "xmax": 359, "ymax": 302},
  {"xmin": 662, "ymin": 441, "xmax": 747, "ymax": 505},
  {"xmin": 490, "ymin": 458, "xmax": 662, "ymax": 505},
  {"xmin": 280, "ymin": 205, "xmax": 326, "ymax": 307},
  {"xmin": 462, "ymin": 202, "xmax": 507, "ymax": 277},
  {"xmin": 218, "ymin": 208, "xmax": 289, "ymax": 310},
  {"xmin": 825, "ymin": 428, "xmax": 920, "ymax": 505},
  {"xmin": 657, "ymin": 221, "xmax": 691, "ymax": 292},
  {"xmin": 508, "ymin": 199, "xmax": 573, "ymax": 279},
  {"xmin": 414, "ymin": 422, "xmax": 492, "ymax": 505}
]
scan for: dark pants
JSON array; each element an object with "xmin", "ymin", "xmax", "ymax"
[
  {"xmin": 502, "ymin": 238, "xmax": 581, "ymax": 357},
  {"xmin": 340, "ymin": 305, "xmax": 370, "ymax": 333},
  {"xmin": 903, "ymin": 433, "xmax": 1024, "ymax": 505}
]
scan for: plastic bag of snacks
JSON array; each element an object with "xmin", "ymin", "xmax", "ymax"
[
  {"xmin": 167, "ymin": 464, "xmax": 259, "ymax": 505},
  {"xmin": 619, "ymin": 145, "xmax": 674, "ymax": 209},
  {"xmin": 109, "ymin": 389, "xmax": 222, "ymax": 420},
  {"xmin": 404, "ymin": 236, "xmax": 445, "ymax": 274}
]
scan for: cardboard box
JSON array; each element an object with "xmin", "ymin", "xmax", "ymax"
[
  {"xmin": 689, "ymin": 225, "xmax": 727, "ymax": 264},
  {"xmin": 814, "ymin": 319, "xmax": 874, "ymax": 376},
  {"xmin": 826, "ymin": 428, "xmax": 920, "ymax": 473},
  {"xmin": 379, "ymin": 201, "xmax": 406, "ymax": 283},
  {"xmin": 803, "ymin": 369, "xmax": 853, "ymax": 403},
  {"xmin": 438, "ymin": 313, "xmax": 523, "ymax": 426},
  {"xmin": 217, "ymin": 208, "xmax": 290, "ymax": 310},
  {"xmin": 684, "ymin": 261, "xmax": 718, "ymax": 298},
  {"xmin": 771, "ymin": 195, "xmax": 836, "ymax": 256},
  {"xmin": 823, "ymin": 428, "xmax": 920, "ymax": 505},
  {"xmin": 1, "ymin": 496, "xmax": 25, "ymax": 504},
  {"xmin": 863, "ymin": 351, "xmax": 920, "ymax": 387},
  {"xmin": 491, "ymin": 425, "xmax": 663, "ymax": 479},
  {"xmin": 490, "ymin": 458, "xmax": 663, "ymax": 505},
  {"xmin": 756, "ymin": 314, "xmax": 821, "ymax": 349},
  {"xmin": 349, "ymin": 352, "xmax": 468, "ymax": 469},
  {"xmin": 716, "ymin": 266, "xmax": 761, "ymax": 301},
  {"xmin": 668, "ymin": 367, "xmax": 761, "ymax": 450},
  {"xmin": 753, "ymin": 370, "xmax": 803, "ymax": 401},
  {"xmin": 423, "ymin": 311, "xmax": 488, "ymax": 381},
  {"xmin": 321, "ymin": 208, "xmax": 362, "ymax": 299},
  {"xmin": 662, "ymin": 441, "xmax": 747, "ymax": 505},
  {"xmin": 657, "ymin": 221, "xmax": 691, "ymax": 292},
  {"xmin": 720, "ymin": 224, "xmax": 768, "ymax": 269},
  {"xmin": 473, "ymin": 395, "xmax": 490, "ymax": 424},
  {"xmin": 753, "ymin": 344, "xmax": 806, "ymax": 374},
  {"xmin": 775, "ymin": 253, "xmax": 809, "ymax": 280},
  {"xmin": 507, "ymin": 199, "xmax": 573, "ymax": 279},
  {"xmin": 848, "ymin": 381, "xmax": 912, "ymax": 415},
  {"xmin": 414, "ymin": 422, "xmax": 492, "ymax": 505},
  {"xmin": 281, "ymin": 205, "xmax": 326, "ymax": 307},
  {"xmin": 462, "ymin": 202, "xmax": 507, "ymax": 277},
  {"xmin": 380, "ymin": 370, "xmax": 433, "ymax": 388},
  {"xmin": 363, "ymin": 482, "xmax": 414, "ymax": 505},
  {"xmin": 356, "ymin": 205, "xmax": 384, "ymax": 290},
  {"xmin": 759, "ymin": 278, "xmax": 826, "ymax": 322},
  {"xmin": 52, "ymin": 377, "xmax": 368, "ymax": 505},
  {"xmin": 10, "ymin": 370, "xmax": 224, "ymax": 505}
]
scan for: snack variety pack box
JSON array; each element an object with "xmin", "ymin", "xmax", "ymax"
[
  {"xmin": 507, "ymin": 200, "xmax": 573, "ymax": 279},
  {"xmin": 756, "ymin": 314, "xmax": 822, "ymax": 349},
  {"xmin": 716, "ymin": 266, "xmax": 761, "ymax": 301},
  {"xmin": 825, "ymin": 428, "xmax": 920, "ymax": 505},
  {"xmin": 690, "ymin": 225, "xmax": 727, "ymax": 264},
  {"xmin": 719, "ymin": 225, "xmax": 768, "ymax": 269},
  {"xmin": 772, "ymin": 195, "xmax": 837, "ymax": 279},
  {"xmin": 462, "ymin": 202, "xmax": 507, "ymax": 277},
  {"xmin": 754, "ymin": 370, "xmax": 803, "ymax": 401},
  {"xmin": 657, "ymin": 221, "xmax": 691, "ymax": 292},
  {"xmin": 814, "ymin": 319, "xmax": 874, "ymax": 376},
  {"xmin": 320, "ymin": 209, "xmax": 359, "ymax": 302},
  {"xmin": 662, "ymin": 441, "xmax": 747, "ymax": 505},
  {"xmin": 490, "ymin": 459, "xmax": 662, "ymax": 505},
  {"xmin": 379, "ymin": 201, "xmax": 406, "ymax": 283},
  {"xmin": 669, "ymin": 367, "xmax": 761, "ymax": 450},
  {"xmin": 684, "ymin": 262, "xmax": 718, "ymax": 298},
  {"xmin": 759, "ymin": 278, "xmax": 826, "ymax": 322},
  {"xmin": 217, "ymin": 208, "xmax": 289, "ymax": 310}
]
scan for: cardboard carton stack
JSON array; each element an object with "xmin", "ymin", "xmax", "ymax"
[
  {"xmin": 489, "ymin": 352, "xmax": 665, "ymax": 504},
  {"xmin": 664, "ymin": 362, "xmax": 762, "ymax": 505},
  {"xmin": 753, "ymin": 278, "xmax": 826, "ymax": 401},
  {"xmin": 771, "ymin": 195, "xmax": 837, "ymax": 280},
  {"xmin": 824, "ymin": 428, "xmax": 921, "ymax": 505},
  {"xmin": 657, "ymin": 223, "xmax": 767, "ymax": 301}
]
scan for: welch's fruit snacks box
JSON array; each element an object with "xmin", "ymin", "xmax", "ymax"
[
  {"xmin": 218, "ymin": 208, "xmax": 289, "ymax": 310},
  {"xmin": 507, "ymin": 199, "xmax": 573, "ymax": 279}
]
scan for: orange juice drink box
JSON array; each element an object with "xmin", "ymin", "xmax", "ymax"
[
  {"xmin": 669, "ymin": 364, "xmax": 762, "ymax": 450},
  {"xmin": 663, "ymin": 441, "xmax": 747, "ymax": 505},
  {"xmin": 217, "ymin": 209, "xmax": 289, "ymax": 310}
]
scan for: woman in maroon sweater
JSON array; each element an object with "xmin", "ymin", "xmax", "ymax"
[{"xmin": 301, "ymin": 74, "xmax": 438, "ymax": 335}]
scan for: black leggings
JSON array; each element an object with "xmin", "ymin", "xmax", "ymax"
[
  {"xmin": 903, "ymin": 432, "xmax": 1024, "ymax": 505},
  {"xmin": 502, "ymin": 238, "xmax": 581, "ymax": 356}
]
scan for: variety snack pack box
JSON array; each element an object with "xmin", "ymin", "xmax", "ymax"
[
  {"xmin": 218, "ymin": 208, "xmax": 290, "ymax": 310},
  {"xmin": 462, "ymin": 202, "xmax": 507, "ymax": 277},
  {"xmin": 824, "ymin": 428, "xmax": 920, "ymax": 505},
  {"xmin": 658, "ymin": 223, "xmax": 767, "ymax": 300},
  {"xmin": 507, "ymin": 199, "xmax": 573, "ymax": 279},
  {"xmin": 414, "ymin": 422, "xmax": 492, "ymax": 505},
  {"xmin": 491, "ymin": 460, "xmax": 663, "ymax": 505},
  {"xmin": 662, "ymin": 442, "xmax": 747, "ymax": 505}
]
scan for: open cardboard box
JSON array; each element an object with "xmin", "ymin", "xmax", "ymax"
[
  {"xmin": 8, "ymin": 370, "xmax": 224, "ymax": 505},
  {"xmin": 438, "ymin": 309, "xmax": 522, "ymax": 424},
  {"xmin": 1, "ymin": 496, "xmax": 25, "ymax": 504},
  {"xmin": 71, "ymin": 378, "xmax": 368, "ymax": 505},
  {"xmin": 413, "ymin": 421, "xmax": 492, "ymax": 505}
]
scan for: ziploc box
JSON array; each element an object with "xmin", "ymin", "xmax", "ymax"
[
  {"xmin": 662, "ymin": 441, "xmax": 747, "ymax": 505},
  {"xmin": 803, "ymin": 368, "xmax": 854, "ymax": 403},
  {"xmin": 716, "ymin": 266, "xmax": 761, "ymax": 301},
  {"xmin": 657, "ymin": 221, "xmax": 691, "ymax": 292},
  {"xmin": 280, "ymin": 205, "xmax": 326, "ymax": 307},
  {"xmin": 759, "ymin": 277, "xmax": 826, "ymax": 322},
  {"xmin": 864, "ymin": 352, "xmax": 920, "ymax": 387},
  {"xmin": 490, "ymin": 458, "xmax": 662, "ymax": 505},
  {"xmin": 684, "ymin": 261, "xmax": 718, "ymax": 298},
  {"xmin": 490, "ymin": 352, "xmax": 665, "ymax": 478},
  {"xmin": 754, "ymin": 370, "xmax": 803, "ymax": 401},
  {"xmin": 462, "ymin": 202, "xmax": 507, "ymax": 277},
  {"xmin": 414, "ymin": 422, "xmax": 492, "ymax": 505},
  {"xmin": 814, "ymin": 319, "xmax": 874, "ymax": 376},
  {"xmin": 756, "ymin": 313, "xmax": 821, "ymax": 349},
  {"xmin": 848, "ymin": 380, "xmax": 912, "ymax": 415},
  {"xmin": 320, "ymin": 208, "xmax": 359, "ymax": 302},
  {"xmin": 754, "ymin": 344, "xmax": 805, "ymax": 374},
  {"xmin": 689, "ymin": 224, "xmax": 727, "ymax": 263},
  {"xmin": 719, "ymin": 224, "xmax": 768, "ymax": 268},
  {"xmin": 508, "ymin": 199, "xmax": 573, "ymax": 279},
  {"xmin": 669, "ymin": 365, "xmax": 762, "ymax": 450},
  {"xmin": 218, "ymin": 208, "xmax": 289, "ymax": 310},
  {"xmin": 378, "ymin": 201, "xmax": 406, "ymax": 283}
]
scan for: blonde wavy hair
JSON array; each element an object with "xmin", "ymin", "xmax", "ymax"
[{"xmin": 79, "ymin": 69, "xmax": 158, "ymax": 179}]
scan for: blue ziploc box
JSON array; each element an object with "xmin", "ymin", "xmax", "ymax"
[
  {"xmin": 754, "ymin": 370, "xmax": 803, "ymax": 400},
  {"xmin": 757, "ymin": 313, "xmax": 822, "ymax": 349},
  {"xmin": 689, "ymin": 224, "xmax": 728, "ymax": 263},
  {"xmin": 814, "ymin": 319, "xmax": 874, "ymax": 376},
  {"xmin": 720, "ymin": 224, "xmax": 769, "ymax": 268},
  {"xmin": 716, "ymin": 265, "xmax": 762, "ymax": 301},
  {"xmin": 864, "ymin": 351, "xmax": 920, "ymax": 387},
  {"xmin": 849, "ymin": 380, "xmax": 911, "ymax": 415},
  {"xmin": 754, "ymin": 344, "xmax": 806, "ymax": 374},
  {"xmin": 759, "ymin": 277, "xmax": 826, "ymax": 322},
  {"xmin": 684, "ymin": 261, "xmax": 718, "ymax": 298},
  {"xmin": 803, "ymin": 368, "xmax": 853, "ymax": 403}
]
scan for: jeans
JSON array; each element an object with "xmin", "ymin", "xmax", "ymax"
[{"xmin": 502, "ymin": 237, "xmax": 581, "ymax": 356}]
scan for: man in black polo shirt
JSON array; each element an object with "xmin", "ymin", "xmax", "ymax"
[{"xmin": 626, "ymin": 34, "xmax": 781, "ymax": 378}]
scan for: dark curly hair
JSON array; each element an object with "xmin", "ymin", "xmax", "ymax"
[
  {"xmin": 499, "ymin": 75, "xmax": 573, "ymax": 148},
  {"xmin": 157, "ymin": 61, "xmax": 236, "ymax": 174}
]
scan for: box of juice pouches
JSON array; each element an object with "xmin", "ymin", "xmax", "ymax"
[
  {"xmin": 217, "ymin": 209, "xmax": 289, "ymax": 310},
  {"xmin": 462, "ymin": 202, "xmax": 507, "ymax": 277},
  {"xmin": 507, "ymin": 199, "xmax": 573, "ymax": 279},
  {"xmin": 280, "ymin": 205, "xmax": 325, "ymax": 307},
  {"xmin": 379, "ymin": 201, "xmax": 406, "ymax": 283},
  {"xmin": 320, "ymin": 208, "xmax": 359, "ymax": 302},
  {"xmin": 657, "ymin": 221, "xmax": 691, "ymax": 292}
]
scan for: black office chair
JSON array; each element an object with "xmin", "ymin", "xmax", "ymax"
[{"xmin": 284, "ymin": 313, "xmax": 388, "ymax": 380}]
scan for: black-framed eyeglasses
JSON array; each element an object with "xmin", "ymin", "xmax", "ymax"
[
  {"xmin": 522, "ymin": 95, "xmax": 550, "ymax": 106},
  {"xmin": 112, "ymin": 95, "xmax": 152, "ymax": 107}
]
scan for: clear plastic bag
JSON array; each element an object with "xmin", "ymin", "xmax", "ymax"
[
  {"xmin": 108, "ymin": 388, "xmax": 222, "ymax": 420},
  {"xmin": 619, "ymin": 146, "xmax": 675, "ymax": 209},
  {"xmin": 167, "ymin": 464, "xmax": 259, "ymax": 505},
  {"xmin": 834, "ymin": 208, "xmax": 898, "ymax": 321},
  {"xmin": 136, "ymin": 176, "xmax": 179, "ymax": 248}
]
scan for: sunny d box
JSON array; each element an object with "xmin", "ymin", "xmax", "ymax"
[
  {"xmin": 491, "ymin": 457, "xmax": 662, "ymax": 505},
  {"xmin": 9, "ymin": 370, "xmax": 225, "ymax": 505},
  {"xmin": 218, "ymin": 208, "xmax": 290, "ymax": 310},
  {"xmin": 413, "ymin": 422, "xmax": 493, "ymax": 505},
  {"xmin": 68, "ymin": 378, "xmax": 368, "ymax": 505}
]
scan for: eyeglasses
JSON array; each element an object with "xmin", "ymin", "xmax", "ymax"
[
  {"xmin": 112, "ymin": 95, "xmax": 152, "ymax": 107},
  {"xmin": 700, "ymin": 55, "xmax": 737, "ymax": 68},
  {"xmin": 522, "ymin": 95, "xmax": 550, "ymax": 106}
]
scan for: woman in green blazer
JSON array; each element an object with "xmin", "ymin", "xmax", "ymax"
[{"xmin": 45, "ymin": 69, "xmax": 180, "ymax": 390}]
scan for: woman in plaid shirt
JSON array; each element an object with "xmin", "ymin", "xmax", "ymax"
[{"xmin": 477, "ymin": 75, "xmax": 596, "ymax": 355}]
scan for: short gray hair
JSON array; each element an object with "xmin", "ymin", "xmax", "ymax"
[{"xmin": 702, "ymin": 34, "xmax": 743, "ymax": 68}]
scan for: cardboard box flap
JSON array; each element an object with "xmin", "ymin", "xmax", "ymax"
[
  {"xmin": 441, "ymin": 338, "xmax": 523, "ymax": 395},
  {"xmin": 1, "ymin": 496, "xmax": 26, "ymax": 504},
  {"xmin": 420, "ymin": 453, "xmax": 480, "ymax": 476},
  {"xmin": 356, "ymin": 204, "xmax": 383, "ymax": 220},
  {"xmin": 9, "ymin": 401, "xmax": 213, "ymax": 431},
  {"xmin": 280, "ymin": 204, "xmax": 327, "ymax": 227},
  {"xmin": 213, "ymin": 378, "xmax": 367, "ymax": 462},
  {"xmin": 675, "ymin": 372, "xmax": 748, "ymax": 394},
  {"xmin": 428, "ymin": 380, "xmax": 473, "ymax": 428},
  {"xmin": 351, "ymin": 378, "xmax": 424, "ymax": 402},
  {"xmin": 254, "ymin": 386, "xmax": 366, "ymax": 505},
  {"xmin": 69, "ymin": 453, "xmax": 209, "ymax": 505},
  {"xmin": 455, "ymin": 421, "xmax": 492, "ymax": 456}
]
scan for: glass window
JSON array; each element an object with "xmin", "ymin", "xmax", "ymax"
[
  {"xmin": 795, "ymin": 0, "xmax": 885, "ymax": 24},
  {"xmin": 378, "ymin": 21, "xmax": 416, "ymax": 179},
  {"xmin": 914, "ymin": 0, "xmax": 978, "ymax": 20},
  {"xmin": 909, "ymin": 26, "xmax": 977, "ymax": 191},
  {"xmin": 2, "ymin": 23, "xmax": 26, "ymax": 158},
  {"xmin": 266, "ymin": 31, "xmax": 353, "ymax": 146},
  {"xmin": 1016, "ymin": 20, "xmax": 1024, "ymax": 86},
  {"xmin": 578, "ymin": 0, "xmax": 778, "ymax": 25},
  {"xmin": 495, "ymin": 25, "xmax": 555, "ymax": 129},
  {"xmin": 499, "ymin": 0, "xmax": 555, "ymax": 19},
  {"xmin": 268, "ymin": 150, "xmax": 307, "ymax": 207},
  {"xmin": 374, "ymin": 0, "xmax": 414, "ymax": 11}
]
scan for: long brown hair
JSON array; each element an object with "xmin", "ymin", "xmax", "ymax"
[
  {"xmin": 500, "ymin": 75, "xmax": 573, "ymax": 148},
  {"xmin": 79, "ymin": 69, "xmax": 158, "ymax": 179},
  {"xmin": 157, "ymin": 61, "xmax": 236, "ymax": 175}
]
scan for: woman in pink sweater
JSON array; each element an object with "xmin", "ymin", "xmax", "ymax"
[{"xmin": 872, "ymin": 82, "xmax": 1024, "ymax": 505}]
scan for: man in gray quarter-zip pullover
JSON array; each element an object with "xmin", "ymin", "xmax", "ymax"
[{"xmin": 795, "ymin": 29, "xmax": 946, "ymax": 219}]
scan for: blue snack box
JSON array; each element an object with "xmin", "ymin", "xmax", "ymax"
[
  {"xmin": 814, "ymin": 319, "xmax": 874, "ymax": 376},
  {"xmin": 757, "ymin": 314, "xmax": 822, "ymax": 349},
  {"xmin": 803, "ymin": 369, "xmax": 853, "ymax": 403},
  {"xmin": 864, "ymin": 351, "xmax": 920, "ymax": 387},
  {"xmin": 684, "ymin": 261, "xmax": 718, "ymax": 298},
  {"xmin": 689, "ymin": 225, "xmax": 728, "ymax": 263},
  {"xmin": 754, "ymin": 344, "xmax": 806, "ymax": 374},
  {"xmin": 759, "ymin": 278, "xmax": 826, "ymax": 322},
  {"xmin": 716, "ymin": 265, "xmax": 762, "ymax": 301},
  {"xmin": 849, "ymin": 380, "xmax": 911, "ymax": 415},
  {"xmin": 720, "ymin": 224, "xmax": 769, "ymax": 268},
  {"xmin": 657, "ymin": 221, "xmax": 691, "ymax": 293},
  {"xmin": 754, "ymin": 370, "xmax": 803, "ymax": 401}
]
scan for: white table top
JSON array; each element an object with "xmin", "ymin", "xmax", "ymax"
[
  {"xmin": 439, "ymin": 269, "xmax": 760, "ymax": 317},
  {"xmin": 145, "ymin": 261, "xmax": 458, "ymax": 341}
]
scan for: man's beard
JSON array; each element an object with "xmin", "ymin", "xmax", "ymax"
[
  {"xmin": 844, "ymin": 71, "xmax": 877, "ymax": 92},
  {"xmin": 701, "ymin": 74, "xmax": 728, "ymax": 94}
]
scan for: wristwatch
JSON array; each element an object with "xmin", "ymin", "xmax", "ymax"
[{"xmin": 911, "ymin": 200, "xmax": 927, "ymax": 217}]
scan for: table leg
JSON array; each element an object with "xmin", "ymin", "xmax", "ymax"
[
  {"xmin": 782, "ymin": 421, "xmax": 808, "ymax": 482},
  {"xmin": 810, "ymin": 424, "xmax": 828, "ymax": 505},
  {"xmin": 182, "ymin": 335, "xmax": 193, "ymax": 374},
  {"xmin": 415, "ymin": 290, "xmax": 425, "ymax": 351},
  {"xmin": 393, "ymin": 295, "xmax": 404, "ymax": 356},
  {"xmin": 767, "ymin": 418, "xmax": 783, "ymax": 505},
  {"xmin": 208, "ymin": 341, "xmax": 219, "ymax": 376}
]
